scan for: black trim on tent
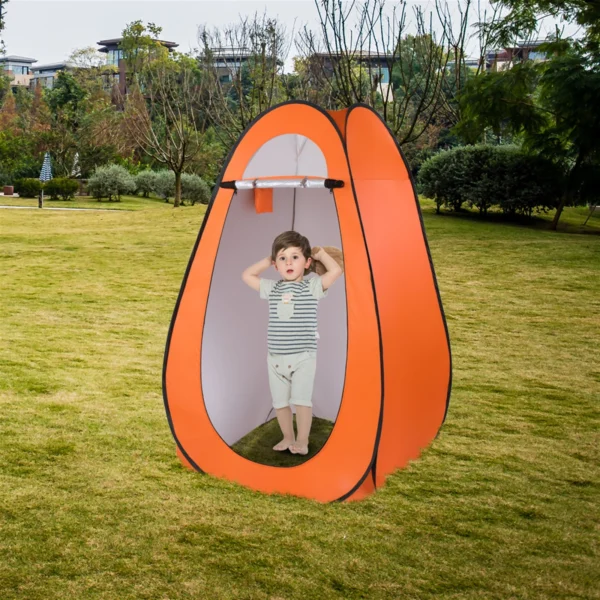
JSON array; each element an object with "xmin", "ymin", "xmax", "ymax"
[
  {"xmin": 325, "ymin": 179, "xmax": 345, "ymax": 189},
  {"xmin": 198, "ymin": 107, "xmax": 349, "ymax": 468},
  {"xmin": 334, "ymin": 106, "xmax": 387, "ymax": 500},
  {"xmin": 161, "ymin": 102, "xmax": 266, "ymax": 474}
]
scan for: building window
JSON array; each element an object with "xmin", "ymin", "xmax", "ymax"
[
  {"xmin": 107, "ymin": 49, "xmax": 124, "ymax": 66},
  {"xmin": 529, "ymin": 51, "xmax": 546, "ymax": 61},
  {"xmin": 6, "ymin": 65, "xmax": 30, "ymax": 75}
]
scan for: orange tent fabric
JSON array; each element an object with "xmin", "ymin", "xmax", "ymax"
[{"xmin": 163, "ymin": 102, "xmax": 451, "ymax": 502}]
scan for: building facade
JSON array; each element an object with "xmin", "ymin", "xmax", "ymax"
[
  {"xmin": 209, "ymin": 48, "xmax": 254, "ymax": 83},
  {"xmin": 30, "ymin": 62, "xmax": 71, "ymax": 89},
  {"xmin": 0, "ymin": 55, "xmax": 37, "ymax": 88}
]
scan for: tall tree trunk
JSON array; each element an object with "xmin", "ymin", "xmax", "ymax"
[
  {"xmin": 550, "ymin": 152, "xmax": 585, "ymax": 231},
  {"xmin": 551, "ymin": 193, "xmax": 571, "ymax": 231},
  {"xmin": 174, "ymin": 170, "xmax": 182, "ymax": 208}
]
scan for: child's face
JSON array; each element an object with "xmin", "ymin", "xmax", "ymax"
[{"xmin": 273, "ymin": 246, "xmax": 311, "ymax": 282}]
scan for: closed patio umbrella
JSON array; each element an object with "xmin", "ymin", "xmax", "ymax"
[{"xmin": 38, "ymin": 152, "xmax": 52, "ymax": 208}]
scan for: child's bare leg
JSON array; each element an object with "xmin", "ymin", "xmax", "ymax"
[
  {"xmin": 273, "ymin": 406, "xmax": 295, "ymax": 451},
  {"xmin": 291, "ymin": 406, "xmax": 312, "ymax": 455}
]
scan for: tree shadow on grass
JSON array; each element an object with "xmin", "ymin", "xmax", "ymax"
[{"xmin": 231, "ymin": 416, "xmax": 334, "ymax": 467}]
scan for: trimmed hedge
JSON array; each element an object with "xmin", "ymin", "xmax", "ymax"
[
  {"xmin": 87, "ymin": 165, "xmax": 212, "ymax": 205},
  {"xmin": 135, "ymin": 170, "xmax": 158, "ymax": 198},
  {"xmin": 418, "ymin": 145, "xmax": 563, "ymax": 216},
  {"xmin": 87, "ymin": 165, "xmax": 136, "ymax": 201},
  {"xmin": 154, "ymin": 170, "xmax": 175, "ymax": 202},
  {"xmin": 14, "ymin": 178, "xmax": 42, "ymax": 198},
  {"xmin": 44, "ymin": 177, "xmax": 79, "ymax": 201},
  {"xmin": 181, "ymin": 173, "xmax": 211, "ymax": 205}
]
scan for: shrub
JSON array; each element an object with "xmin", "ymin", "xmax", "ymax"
[
  {"xmin": 418, "ymin": 149, "xmax": 468, "ymax": 213},
  {"xmin": 44, "ymin": 177, "xmax": 79, "ymax": 201},
  {"xmin": 14, "ymin": 177, "xmax": 42, "ymax": 198},
  {"xmin": 402, "ymin": 146, "xmax": 435, "ymax": 180},
  {"xmin": 154, "ymin": 170, "xmax": 175, "ymax": 202},
  {"xmin": 181, "ymin": 173, "xmax": 211, "ymax": 205},
  {"xmin": 492, "ymin": 149, "xmax": 562, "ymax": 217},
  {"xmin": 135, "ymin": 170, "xmax": 158, "ymax": 198},
  {"xmin": 418, "ymin": 145, "xmax": 562, "ymax": 216},
  {"xmin": 87, "ymin": 165, "xmax": 136, "ymax": 201}
]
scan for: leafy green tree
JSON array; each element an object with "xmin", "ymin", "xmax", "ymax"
[
  {"xmin": 121, "ymin": 22, "xmax": 208, "ymax": 207},
  {"xmin": 67, "ymin": 47, "xmax": 118, "ymax": 97},
  {"xmin": 46, "ymin": 71, "xmax": 86, "ymax": 123},
  {"xmin": 456, "ymin": 40, "xmax": 600, "ymax": 229},
  {"xmin": 42, "ymin": 68, "xmax": 131, "ymax": 177},
  {"xmin": 490, "ymin": 0, "xmax": 600, "ymax": 48},
  {"xmin": 0, "ymin": 73, "xmax": 10, "ymax": 105},
  {"xmin": 0, "ymin": 0, "xmax": 7, "ymax": 52},
  {"xmin": 120, "ymin": 20, "xmax": 168, "ymax": 85}
]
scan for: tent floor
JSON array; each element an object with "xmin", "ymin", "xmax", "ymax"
[{"xmin": 231, "ymin": 417, "xmax": 335, "ymax": 467}]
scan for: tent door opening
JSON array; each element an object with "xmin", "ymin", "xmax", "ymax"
[{"xmin": 201, "ymin": 185, "xmax": 348, "ymax": 464}]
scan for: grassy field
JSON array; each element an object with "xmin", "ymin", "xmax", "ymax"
[
  {"xmin": 1, "ymin": 197, "xmax": 598, "ymax": 599},
  {"xmin": 0, "ymin": 193, "xmax": 173, "ymax": 211}
]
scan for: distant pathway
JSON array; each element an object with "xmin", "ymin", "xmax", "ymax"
[{"xmin": 0, "ymin": 205, "xmax": 130, "ymax": 212}]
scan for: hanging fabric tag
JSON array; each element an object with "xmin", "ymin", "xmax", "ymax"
[{"xmin": 254, "ymin": 188, "xmax": 273, "ymax": 213}]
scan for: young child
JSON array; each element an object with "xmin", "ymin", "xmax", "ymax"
[{"xmin": 241, "ymin": 231, "xmax": 343, "ymax": 455}]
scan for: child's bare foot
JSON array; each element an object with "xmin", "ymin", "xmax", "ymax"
[
  {"xmin": 290, "ymin": 441, "xmax": 309, "ymax": 455},
  {"xmin": 273, "ymin": 439, "xmax": 294, "ymax": 452}
]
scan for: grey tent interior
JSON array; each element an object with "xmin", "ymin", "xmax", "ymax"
[{"xmin": 201, "ymin": 134, "xmax": 348, "ymax": 446}]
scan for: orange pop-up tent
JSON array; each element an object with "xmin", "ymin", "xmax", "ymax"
[{"xmin": 163, "ymin": 102, "xmax": 451, "ymax": 502}]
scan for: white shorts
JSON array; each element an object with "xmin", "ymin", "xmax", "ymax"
[{"xmin": 267, "ymin": 351, "xmax": 317, "ymax": 409}]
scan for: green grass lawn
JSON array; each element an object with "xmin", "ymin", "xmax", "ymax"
[
  {"xmin": 1, "ymin": 199, "xmax": 598, "ymax": 599},
  {"xmin": 0, "ymin": 193, "xmax": 189, "ymax": 211}
]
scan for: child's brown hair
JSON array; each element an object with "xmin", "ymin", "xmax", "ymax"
[{"xmin": 271, "ymin": 231, "xmax": 312, "ymax": 262}]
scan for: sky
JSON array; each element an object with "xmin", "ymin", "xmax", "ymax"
[
  {"xmin": 2, "ymin": 0, "xmax": 576, "ymax": 69},
  {"xmin": 3, "ymin": 0, "xmax": 323, "ymax": 66}
]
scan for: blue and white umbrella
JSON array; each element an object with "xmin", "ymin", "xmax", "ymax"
[
  {"xmin": 39, "ymin": 152, "xmax": 53, "ymax": 183},
  {"xmin": 38, "ymin": 152, "xmax": 53, "ymax": 208}
]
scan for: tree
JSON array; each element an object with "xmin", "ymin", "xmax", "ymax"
[
  {"xmin": 42, "ymin": 69, "xmax": 131, "ymax": 177},
  {"xmin": 296, "ymin": 0, "xmax": 485, "ymax": 145},
  {"xmin": 67, "ymin": 47, "xmax": 118, "ymax": 97},
  {"xmin": 456, "ymin": 40, "xmax": 600, "ymax": 229},
  {"xmin": 121, "ymin": 22, "xmax": 208, "ymax": 207},
  {"xmin": 120, "ymin": 20, "xmax": 168, "ymax": 86},
  {"xmin": 198, "ymin": 13, "xmax": 292, "ymax": 144},
  {"xmin": 0, "ymin": 0, "xmax": 7, "ymax": 53},
  {"xmin": 489, "ymin": 0, "xmax": 600, "ymax": 48},
  {"xmin": 0, "ymin": 90, "xmax": 17, "ymax": 131}
]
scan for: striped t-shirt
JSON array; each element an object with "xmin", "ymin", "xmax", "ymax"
[{"xmin": 259, "ymin": 277, "xmax": 327, "ymax": 355}]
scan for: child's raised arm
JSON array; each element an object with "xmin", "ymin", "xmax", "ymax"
[
  {"xmin": 242, "ymin": 256, "xmax": 272, "ymax": 292},
  {"xmin": 312, "ymin": 247, "xmax": 343, "ymax": 290}
]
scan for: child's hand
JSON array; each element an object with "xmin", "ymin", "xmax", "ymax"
[{"xmin": 311, "ymin": 246, "xmax": 323, "ymax": 261}]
